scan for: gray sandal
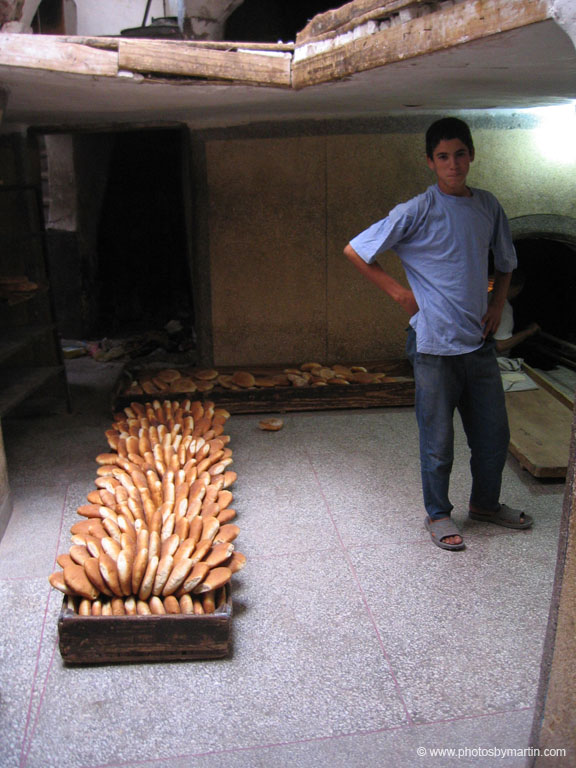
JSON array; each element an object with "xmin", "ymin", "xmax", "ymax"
[
  {"xmin": 469, "ymin": 503, "xmax": 533, "ymax": 529},
  {"xmin": 425, "ymin": 516, "xmax": 465, "ymax": 551}
]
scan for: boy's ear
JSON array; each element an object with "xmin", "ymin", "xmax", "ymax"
[
  {"xmin": 426, "ymin": 155, "xmax": 436, "ymax": 172},
  {"xmin": 470, "ymin": 149, "xmax": 475, "ymax": 162}
]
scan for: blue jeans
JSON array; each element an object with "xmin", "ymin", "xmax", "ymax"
[{"xmin": 406, "ymin": 328, "xmax": 510, "ymax": 520}]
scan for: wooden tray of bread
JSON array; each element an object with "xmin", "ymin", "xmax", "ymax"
[
  {"xmin": 114, "ymin": 359, "xmax": 415, "ymax": 414},
  {"xmin": 49, "ymin": 398, "xmax": 244, "ymax": 664},
  {"xmin": 58, "ymin": 587, "xmax": 231, "ymax": 664}
]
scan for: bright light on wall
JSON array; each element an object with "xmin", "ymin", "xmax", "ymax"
[{"xmin": 530, "ymin": 104, "xmax": 576, "ymax": 164}]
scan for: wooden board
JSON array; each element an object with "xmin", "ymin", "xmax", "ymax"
[
  {"xmin": 118, "ymin": 39, "xmax": 291, "ymax": 87},
  {"xmin": 0, "ymin": 33, "xmax": 118, "ymax": 76},
  {"xmin": 505, "ymin": 385, "xmax": 574, "ymax": 478},
  {"xmin": 58, "ymin": 590, "xmax": 232, "ymax": 665},
  {"xmin": 292, "ymin": 0, "xmax": 550, "ymax": 88}
]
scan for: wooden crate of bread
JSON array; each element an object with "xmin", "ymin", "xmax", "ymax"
[
  {"xmin": 49, "ymin": 398, "xmax": 245, "ymax": 664},
  {"xmin": 58, "ymin": 587, "xmax": 231, "ymax": 664},
  {"xmin": 114, "ymin": 360, "xmax": 415, "ymax": 414}
]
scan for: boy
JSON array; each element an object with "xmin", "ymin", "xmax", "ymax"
[{"xmin": 344, "ymin": 117, "xmax": 533, "ymax": 550}]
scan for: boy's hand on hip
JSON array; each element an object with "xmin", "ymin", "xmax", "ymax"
[{"xmin": 482, "ymin": 304, "xmax": 504, "ymax": 338}]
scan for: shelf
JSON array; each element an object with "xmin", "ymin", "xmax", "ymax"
[
  {"xmin": 0, "ymin": 325, "xmax": 57, "ymax": 365},
  {"xmin": 0, "ymin": 366, "xmax": 66, "ymax": 417}
]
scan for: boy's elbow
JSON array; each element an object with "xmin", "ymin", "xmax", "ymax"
[{"xmin": 344, "ymin": 244, "xmax": 358, "ymax": 261}]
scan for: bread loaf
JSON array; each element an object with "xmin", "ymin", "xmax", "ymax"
[{"xmin": 49, "ymin": 396, "xmax": 245, "ymax": 615}]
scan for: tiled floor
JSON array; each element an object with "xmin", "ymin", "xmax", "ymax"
[{"xmin": 0, "ymin": 357, "xmax": 567, "ymax": 768}]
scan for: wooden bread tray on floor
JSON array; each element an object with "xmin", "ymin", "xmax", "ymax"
[
  {"xmin": 505, "ymin": 365, "xmax": 574, "ymax": 479},
  {"xmin": 58, "ymin": 588, "xmax": 232, "ymax": 665},
  {"xmin": 113, "ymin": 360, "xmax": 415, "ymax": 414}
]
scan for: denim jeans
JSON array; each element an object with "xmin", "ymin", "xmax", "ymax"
[{"xmin": 406, "ymin": 328, "xmax": 510, "ymax": 520}]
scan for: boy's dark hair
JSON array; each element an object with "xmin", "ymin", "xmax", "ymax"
[{"xmin": 426, "ymin": 117, "xmax": 474, "ymax": 159}]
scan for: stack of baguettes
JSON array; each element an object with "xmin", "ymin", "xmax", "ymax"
[{"xmin": 48, "ymin": 398, "xmax": 246, "ymax": 617}]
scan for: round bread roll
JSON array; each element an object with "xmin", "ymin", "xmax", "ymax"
[
  {"xmin": 156, "ymin": 368, "xmax": 181, "ymax": 383},
  {"xmin": 232, "ymin": 370, "xmax": 256, "ymax": 388},
  {"xmin": 170, "ymin": 377, "xmax": 196, "ymax": 393},
  {"xmin": 259, "ymin": 418, "xmax": 283, "ymax": 431},
  {"xmin": 194, "ymin": 369, "xmax": 219, "ymax": 381}
]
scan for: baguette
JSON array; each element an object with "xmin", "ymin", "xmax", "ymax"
[
  {"xmin": 162, "ymin": 557, "xmax": 194, "ymax": 596},
  {"xmin": 99, "ymin": 553, "xmax": 123, "ymax": 597},
  {"xmin": 63, "ymin": 562, "xmax": 99, "ymax": 600},
  {"xmin": 131, "ymin": 546, "xmax": 149, "ymax": 594},
  {"xmin": 136, "ymin": 599, "xmax": 152, "ymax": 615},
  {"xmin": 117, "ymin": 548, "xmax": 134, "ymax": 596},
  {"xmin": 214, "ymin": 524, "xmax": 240, "ymax": 544},
  {"xmin": 177, "ymin": 562, "xmax": 210, "ymax": 595},
  {"xmin": 192, "ymin": 566, "xmax": 232, "ymax": 594},
  {"xmin": 111, "ymin": 597, "xmax": 126, "ymax": 616},
  {"xmin": 84, "ymin": 556, "xmax": 114, "ymax": 596},
  {"xmin": 149, "ymin": 596, "xmax": 166, "ymax": 615},
  {"xmin": 227, "ymin": 551, "xmax": 247, "ymax": 573},
  {"xmin": 201, "ymin": 516, "xmax": 220, "ymax": 542},
  {"xmin": 124, "ymin": 596, "xmax": 137, "ymax": 615},
  {"xmin": 138, "ymin": 555, "xmax": 159, "ymax": 600},
  {"xmin": 202, "ymin": 542, "xmax": 234, "ymax": 567},
  {"xmin": 69, "ymin": 544, "xmax": 91, "ymax": 566},
  {"xmin": 152, "ymin": 553, "xmax": 174, "ymax": 596},
  {"xmin": 49, "ymin": 570, "xmax": 74, "ymax": 595},
  {"xmin": 163, "ymin": 595, "xmax": 181, "ymax": 614},
  {"xmin": 179, "ymin": 594, "xmax": 194, "ymax": 614}
]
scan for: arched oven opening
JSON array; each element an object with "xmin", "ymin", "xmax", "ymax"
[{"xmin": 508, "ymin": 216, "xmax": 576, "ymax": 375}]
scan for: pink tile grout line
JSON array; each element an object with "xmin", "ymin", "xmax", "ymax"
[
  {"xmin": 19, "ymin": 483, "xmax": 71, "ymax": 768},
  {"xmin": 302, "ymin": 446, "xmax": 416, "ymax": 728},
  {"xmin": 84, "ymin": 705, "xmax": 535, "ymax": 768}
]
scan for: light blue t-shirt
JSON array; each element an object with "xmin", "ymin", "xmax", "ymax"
[{"xmin": 349, "ymin": 184, "xmax": 517, "ymax": 355}]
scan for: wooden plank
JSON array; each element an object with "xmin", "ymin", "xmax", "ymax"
[
  {"xmin": 522, "ymin": 364, "xmax": 574, "ymax": 411},
  {"xmin": 0, "ymin": 33, "xmax": 118, "ymax": 76},
  {"xmin": 506, "ymin": 386, "xmax": 574, "ymax": 478},
  {"xmin": 293, "ymin": 0, "xmax": 551, "ymax": 88},
  {"xmin": 118, "ymin": 39, "xmax": 291, "ymax": 87},
  {"xmin": 296, "ymin": 0, "xmax": 427, "ymax": 44},
  {"xmin": 51, "ymin": 36, "xmax": 295, "ymax": 52}
]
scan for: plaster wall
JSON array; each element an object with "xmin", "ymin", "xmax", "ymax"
[
  {"xmin": 75, "ymin": 0, "xmax": 165, "ymax": 36},
  {"xmin": 204, "ymin": 117, "xmax": 576, "ymax": 367}
]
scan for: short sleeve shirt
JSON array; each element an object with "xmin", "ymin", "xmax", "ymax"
[{"xmin": 349, "ymin": 184, "xmax": 517, "ymax": 355}]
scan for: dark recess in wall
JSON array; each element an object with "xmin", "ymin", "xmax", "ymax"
[
  {"xmin": 513, "ymin": 239, "xmax": 576, "ymax": 343},
  {"xmin": 225, "ymin": 0, "xmax": 344, "ymax": 42},
  {"xmin": 96, "ymin": 129, "xmax": 193, "ymax": 339}
]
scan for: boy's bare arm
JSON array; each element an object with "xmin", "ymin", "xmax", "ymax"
[{"xmin": 344, "ymin": 244, "xmax": 419, "ymax": 316}]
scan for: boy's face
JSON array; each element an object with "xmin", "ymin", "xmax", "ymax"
[{"xmin": 427, "ymin": 138, "xmax": 474, "ymax": 197}]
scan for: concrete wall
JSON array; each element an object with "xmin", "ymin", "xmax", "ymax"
[{"xmin": 202, "ymin": 113, "xmax": 576, "ymax": 367}]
